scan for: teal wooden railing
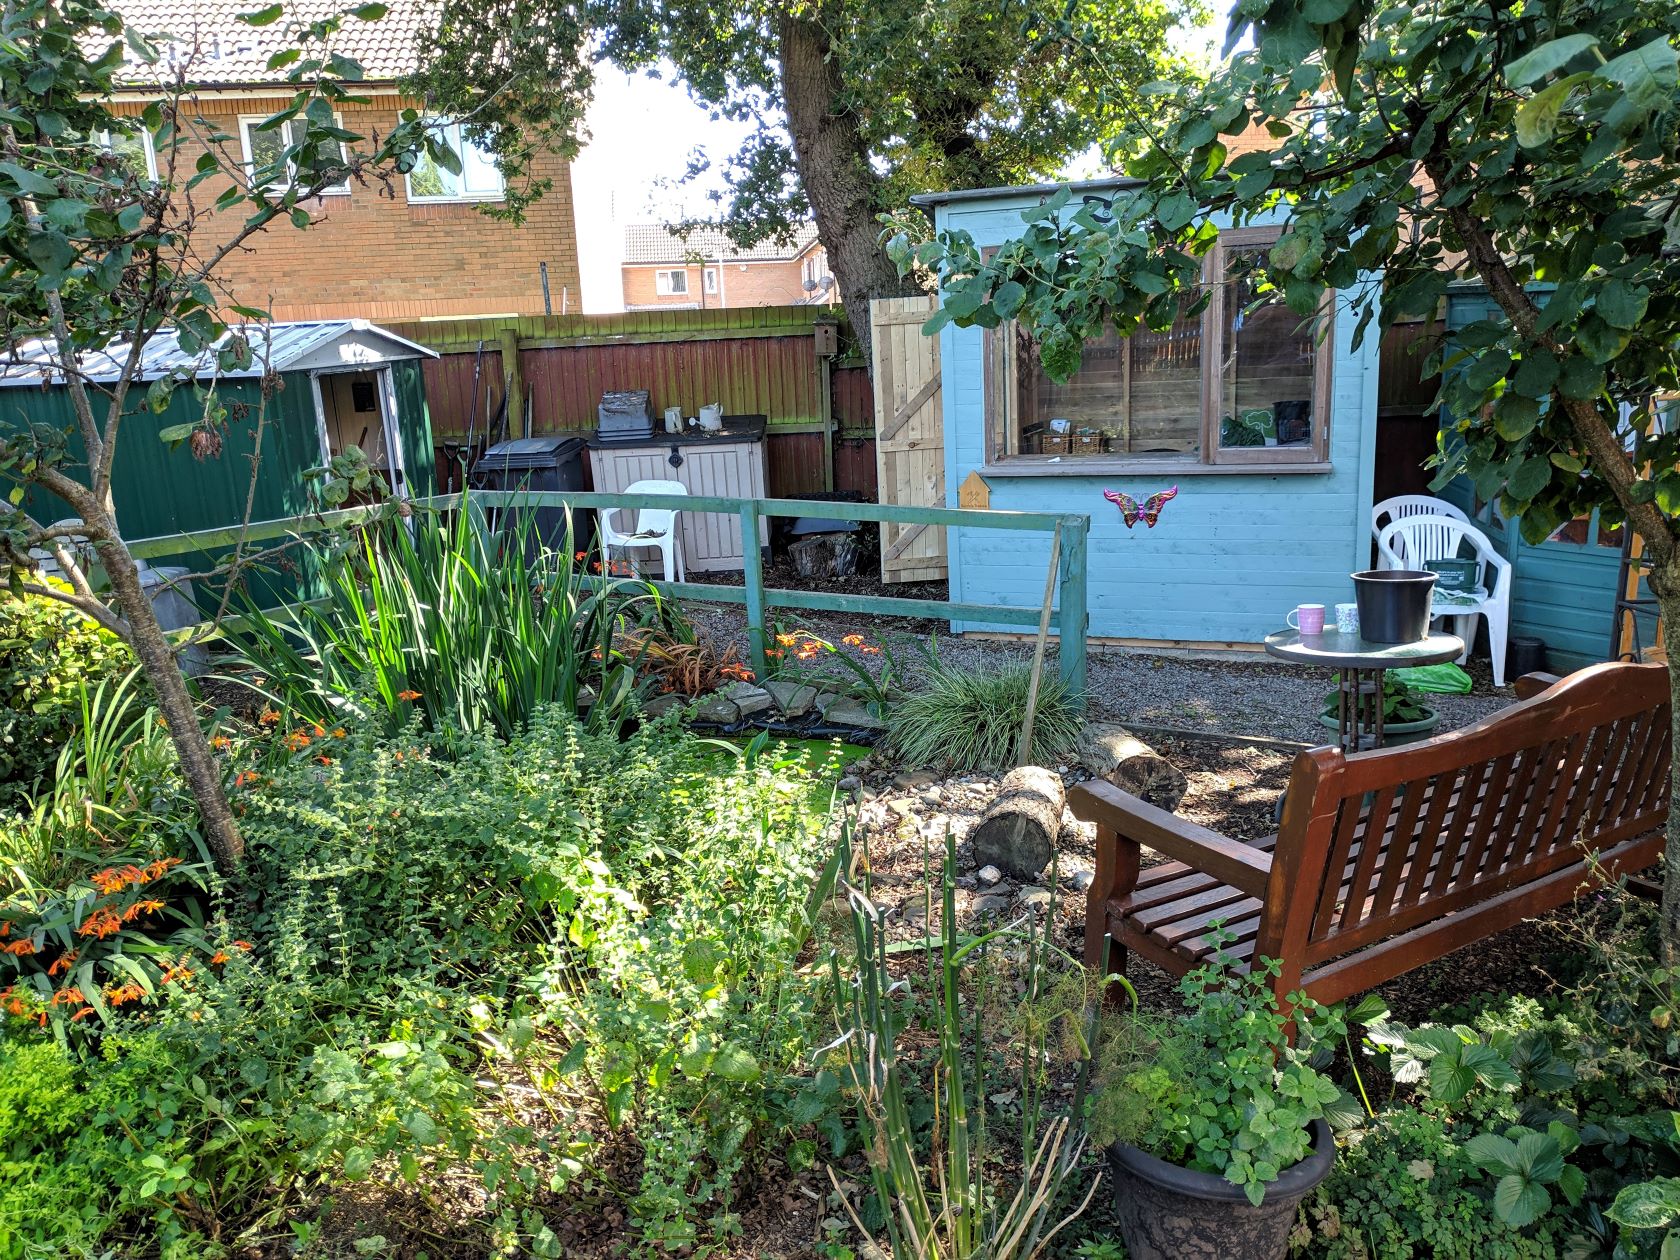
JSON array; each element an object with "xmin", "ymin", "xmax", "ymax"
[{"xmin": 127, "ymin": 489, "xmax": 1092, "ymax": 696}]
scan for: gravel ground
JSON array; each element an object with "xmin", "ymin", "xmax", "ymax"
[{"xmin": 682, "ymin": 601, "xmax": 1514, "ymax": 746}]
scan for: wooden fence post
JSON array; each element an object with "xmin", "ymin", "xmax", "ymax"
[
  {"xmin": 497, "ymin": 326, "xmax": 522, "ymax": 437},
  {"xmin": 1057, "ymin": 513, "xmax": 1090, "ymax": 702},
  {"xmin": 741, "ymin": 501, "xmax": 769, "ymax": 679}
]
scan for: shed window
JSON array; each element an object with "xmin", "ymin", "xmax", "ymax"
[
  {"xmin": 984, "ymin": 226, "xmax": 1333, "ymax": 472},
  {"xmin": 405, "ymin": 120, "xmax": 504, "ymax": 202},
  {"xmin": 656, "ymin": 269, "xmax": 689, "ymax": 295},
  {"xmin": 239, "ymin": 115, "xmax": 349, "ymax": 196}
]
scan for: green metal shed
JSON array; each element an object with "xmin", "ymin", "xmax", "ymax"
[{"xmin": 1, "ymin": 320, "xmax": 437, "ymax": 604}]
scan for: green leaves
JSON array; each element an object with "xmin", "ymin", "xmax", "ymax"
[
  {"xmin": 1515, "ymin": 73, "xmax": 1590, "ymax": 147},
  {"xmin": 1601, "ymin": 37, "xmax": 1680, "ymax": 113},
  {"xmin": 1464, "ymin": 1124, "xmax": 1581, "ymax": 1229},
  {"xmin": 1606, "ymin": 1177, "xmax": 1680, "ymax": 1230},
  {"xmin": 237, "ymin": 3, "xmax": 284, "ymax": 26},
  {"xmin": 1505, "ymin": 34, "xmax": 1600, "ymax": 87}
]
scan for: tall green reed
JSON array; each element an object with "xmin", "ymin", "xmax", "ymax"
[
  {"xmin": 825, "ymin": 829, "xmax": 1099, "ymax": 1260},
  {"xmin": 229, "ymin": 504, "xmax": 666, "ymax": 741}
]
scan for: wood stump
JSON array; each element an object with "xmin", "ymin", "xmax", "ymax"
[
  {"xmin": 1076, "ymin": 723, "xmax": 1187, "ymax": 811},
  {"xmin": 970, "ymin": 766, "xmax": 1066, "ymax": 881},
  {"xmin": 789, "ymin": 532, "xmax": 860, "ymax": 578}
]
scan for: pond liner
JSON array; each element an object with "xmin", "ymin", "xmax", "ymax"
[{"xmin": 685, "ymin": 714, "xmax": 882, "ymax": 746}]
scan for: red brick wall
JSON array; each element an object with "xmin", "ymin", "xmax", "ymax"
[
  {"xmin": 622, "ymin": 258, "xmax": 814, "ymax": 309},
  {"xmin": 113, "ymin": 92, "xmax": 582, "ymax": 322}
]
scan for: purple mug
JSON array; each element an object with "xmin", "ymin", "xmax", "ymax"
[{"xmin": 1287, "ymin": 603, "xmax": 1327, "ymax": 634}]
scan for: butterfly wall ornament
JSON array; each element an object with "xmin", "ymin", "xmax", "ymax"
[{"xmin": 1103, "ymin": 485, "xmax": 1179, "ymax": 529}]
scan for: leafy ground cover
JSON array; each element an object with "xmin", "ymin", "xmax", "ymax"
[{"xmin": 2, "ymin": 518, "xmax": 1675, "ymax": 1260}]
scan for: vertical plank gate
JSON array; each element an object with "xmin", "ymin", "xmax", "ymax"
[{"xmin": 871, "ymin": 296, "xmax": 947, "ymax": 583}]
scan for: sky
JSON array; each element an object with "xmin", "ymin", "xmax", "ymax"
[{"xmin": 568, "ymin": 7, "xmax": 1231, "ymax": 314}]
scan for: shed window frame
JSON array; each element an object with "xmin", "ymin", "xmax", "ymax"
[
  {"xmin": 981, "ymin": 226, "xmax": 1335, "ymax": 476},
  {"xmin": 238, "ymin": 113, "xmax": 350, "ymax": 197},
  {"xmin": 656, "ymin": 269, "xmax": 689, "ymax": 296},
  {"xmin": 95, "ymin": 126, "xmax": 158, "ymax": 182}
]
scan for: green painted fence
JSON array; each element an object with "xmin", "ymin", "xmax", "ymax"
[{"xmin": 128, "ymin": 489, "xmax": 1092, "ymax": 697}]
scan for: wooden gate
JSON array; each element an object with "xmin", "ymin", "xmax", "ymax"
[{"xmin": 871, "ymin": 296, "xmax": 947, "ymax": 583}]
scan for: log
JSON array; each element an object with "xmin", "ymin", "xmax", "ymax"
[
  {"xmin": 970, "ymin": 766, "xmax": 1067, "ymax": 881},
  {"xmin": 1076, "ymin": 723, "xmax": 1188, "ymax": 812}
]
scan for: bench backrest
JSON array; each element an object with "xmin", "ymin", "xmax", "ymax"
[{"xmin": 1269, "ymin": 662, "xmax": 1670, "ymax": 970}]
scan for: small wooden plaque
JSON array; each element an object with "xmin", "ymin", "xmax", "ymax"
[{"xmin": 959, "ymin": 470, "xmax": 990, "ymax": 510}]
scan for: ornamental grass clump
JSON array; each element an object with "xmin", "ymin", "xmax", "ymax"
[{"xmin": 885, "ymin": 658, "xmax": 1083, "ymax": 772}]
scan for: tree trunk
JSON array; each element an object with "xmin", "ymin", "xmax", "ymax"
[
  {"xmin": 775, "ymin": 9, "xmax": 916, "ymax": 359},
  {"xmin": 95, "ymin": 529, "xmax": 245, "ymax": 879},
  {"xmin": 1649, "ymin": 565, "xmax": 1680, "ymax": 967},
  {"xmin": 971, "ymin": 766, "xmax": 1066, "ymax": 881},
  {"xmin": 1076, "ymin": 723, "xmax": 1188, "ymax": 811}
]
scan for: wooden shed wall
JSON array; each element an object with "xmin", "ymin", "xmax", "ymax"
[{"xmin": 933, "ymin": 193, "xmax": 1381, "ymax": 645}]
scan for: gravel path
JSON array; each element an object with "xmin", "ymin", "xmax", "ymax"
[{"xmin": 682, "ymin": 602, "xmax": 1513, "ymax": 745}]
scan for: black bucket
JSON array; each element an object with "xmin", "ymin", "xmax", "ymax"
[
  {"xmin": 1352, "ymin": 569, "xmax": 1437, "ymax": 643},
  {"xmin": 1510, "ymin": 636, "xmax": 1547, "ymax": 677}
]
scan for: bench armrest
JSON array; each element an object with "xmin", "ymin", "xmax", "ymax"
[{"xmin": 1070, "ymin": 780, "xmax": 1273, "ymax": 898}]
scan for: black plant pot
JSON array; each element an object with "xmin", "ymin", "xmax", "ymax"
[
  {"xmin": 1105, "ymin": 1119, "xmax": 1336, "ymax": 1260},
  {"xmin": 1351, "ymin": 569, "xmax": 1437, "ymax": 644}
]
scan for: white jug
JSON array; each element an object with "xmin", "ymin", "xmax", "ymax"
[{"xmin": 664, "ymin": 406, "xmax": 684, "ymax": 434}]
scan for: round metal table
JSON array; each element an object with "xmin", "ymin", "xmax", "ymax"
[{"xmin": 1264, "ymin": 628, "xmax": 1465, "ymax": 753}]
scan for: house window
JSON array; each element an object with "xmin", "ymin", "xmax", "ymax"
[
  {"xmin": 984, "ymin": 226, "xmax": 1333, "ymax": 472},
  {"xmin": 95, "ymin": 126, "xmax": 157, "ymax": 181},
  {"xmin": 703, "ymin": 268, "xmax": 718, "ymax": 294},
  {"xmin": 656, "ymin": 269, "xmax": 689, "ymax": 296},
  {"xmin": 405, "ymin": 120, "xmax": 503, "ymax": 202},
  {"xmin": 239, "ymin": 115, "xmax": 349, "ymax": 195}
]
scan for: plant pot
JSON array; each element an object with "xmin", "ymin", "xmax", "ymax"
[
  {"xmin": 1352, "ymin": 569, "xmax": 1437, "ymax": 643},
  {"xmin": 1425, "ymin": 557, "xmax": 1479, "ymax": 592},
  {"xmin": 1319, "ymin": 705, "xmax": 1440, "ymax": 746},
  {"xmin": 1105, "ymin": 1119, "xmax": 1336, "ymax": 1260}
]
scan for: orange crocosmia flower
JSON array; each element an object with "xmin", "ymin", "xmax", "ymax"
[
  {"xmin": 396, "ymin": 689, "xmax": 421, "ymax": 702},
  {"xmin": 232, "ymin": 940, "xmax": 253, "ymax": 951},
  {"xmin": 210, "ymin": 950, "xmax": 230, "ymax": 965},
  {"xmin": 311, "ymin": 723, "xmax": 326, "ymax": 738},
  {"xmin": 0, "ymin": 920, "xmax": 9, "ymax": 937},
  {"xmin": 332, "ymin": 727, "xmax": 346, "ymax": 739},
  {"xmin": 233, "ymin": 771, "xmax": 260, "ymax": 789},
  {"xmin": 77, "ymin": 908, "xmax": 122, "ymax": 940},
  {"xmin": 841, "ymin": 634, "xmax": 865, "ymax": 647},
  {"xmin": 104, "ymin": 983, "xmax": 144, "ymax": 1006},
  {"xmin": 47, "ymin": 950, "xmax": 78, "ymax": 977},
  {"xmin": 144, "ymin": 857, "xmax": 181, "ymax": 881},
  {"xmin": 70, "ymin": 1006, "xmax": 96, "ymax": 1022},
  {"xmin": 51, "ymin": 987, "xmax": 87, "ymax": 1007},
  {"xmin": 317, "ymin": 755, "xmax": 333, "ymax": 766},
  {"xmin": 3, "ymin": 939, "xmax": 36, "ymax": 956},
  {"xmin": 284, "ymin": 731, "xmax": 311, "ymax": 751},
  {"xmin": 161, "ymin": 964, "xmax": 194, "ymax": 985},
  {"xmin": 209, "ymin": 735, "xmax": 232, "ymax": 750},
  {"xmin": 92, "ymin": 865, "xmax": 139, "ymax": 895},
  {"xmin": 122, "ymin": 900, "xmax": 165, "ymax": 923},
  {"xmin": 259, "ymin": 708, "xmax": 281, "ymax": 726}
]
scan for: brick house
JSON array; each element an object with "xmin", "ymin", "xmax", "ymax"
[
  {"xmin": 109, "ymin": 0, "xmax": 583, "ymax": 321},
  {"xmin": 621, "ymin": 223, "xmax": 833, "ymax": 310}
]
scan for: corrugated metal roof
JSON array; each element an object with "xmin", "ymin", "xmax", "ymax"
[
  {"xmin": 0, "ymin": 319, "xmax": 435, "ymax": 388},
  {"xmin": 623, "ymin": 222, "xmax": 823, "ymax": 265},
  {"xmin": 114, "ymin": 0, "xmax": 430, "ymax": 88}
]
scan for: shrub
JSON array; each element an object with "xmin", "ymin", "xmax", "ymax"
[
  {"xmin": 0, "ymin": 587, "xmax": 134, "ymax": 809},
  {"xmin": 884, "ymin": 656, "xmax": 1083, "ymax": 772}
]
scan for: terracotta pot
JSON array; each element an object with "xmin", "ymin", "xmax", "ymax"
[{"xmin": 1104, "ymin": 1119, "xmax": 1335, "ymax": 1260}]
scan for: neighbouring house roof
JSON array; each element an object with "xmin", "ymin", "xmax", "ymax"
[
  {"xmin": 623, "ymin": 222, "xmax": 823, "ymax": 266},
  {"xmin": 0, "ymin": 320, "xmax": 435, "ymax": 388},
  {"xmin": 113, "ymin": 0, "xmax": 431, "ymax": 88}
]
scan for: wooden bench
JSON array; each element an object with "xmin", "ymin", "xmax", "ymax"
[{"xmin": 1075, "ymin": 662, "xmax": 1671, "ymax": 1007}]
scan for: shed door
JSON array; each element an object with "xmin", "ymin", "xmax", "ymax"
[{"xmin": 871, "ymin": 296, "xmax": 946, "ymax": 583}]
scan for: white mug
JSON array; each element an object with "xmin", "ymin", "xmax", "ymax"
[{"xmin": 1335, "ymin": 602, "xmax": 1359, "ymax": 634}]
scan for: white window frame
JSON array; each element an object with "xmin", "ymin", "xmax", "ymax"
[
  {"xmin": 403, "ymin": 118, "xmax": 504, "ymax": 204},
  {"xmin": 95, "ymin": 126, "xmax": 158, "ymax": 181},
  {"xmin": 655, "ymin": 269, "xmax": 689, "ymax": 296},
  {"xmin": 238, "ymin": 113, "xmax": 350, "ymax": 197}
]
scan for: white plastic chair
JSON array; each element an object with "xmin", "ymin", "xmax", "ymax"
[
  {"xmin": 1371, "ymin": 495, "xmax": 1472, "ymax": 559},
  {"xmin": 1377, "ymin": 513, "xmax": 1513, "ymax": 687},
  {"xmin": 600, "ymin": 479, "xmax": 686, "ymax": 581}
]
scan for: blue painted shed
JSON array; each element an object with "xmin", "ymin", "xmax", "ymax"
[
  {"xmin": 915, "ymin": 179, "xmax": 1380, "ymax": 648},
  {"xmin": 1438, "ymin": 284, "xmax": 1633, "ymax": 672}
]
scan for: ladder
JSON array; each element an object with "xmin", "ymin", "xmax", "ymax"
[{"xmin": 1610, "ymin": 527, "xmax": 1664, "ymax": 663}]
